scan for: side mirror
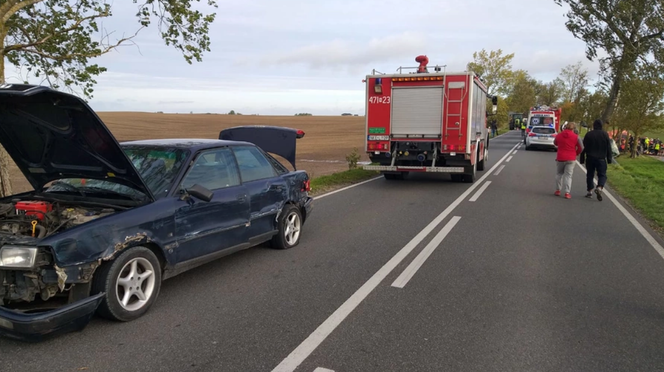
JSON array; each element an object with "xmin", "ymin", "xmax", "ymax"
[{"xmin": 181, "ymin": 184, "xmax": 214, "ymax": 202}]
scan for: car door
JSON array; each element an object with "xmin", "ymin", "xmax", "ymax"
[
  {"xmin": 231, "ymin": 145, "xmax": 287, "ymax": 240},
  {"xmin": 173, "ymin": 147, "xmax": 250, "ymax": 263}
]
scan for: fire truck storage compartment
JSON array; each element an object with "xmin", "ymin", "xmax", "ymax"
[{"xmin": 391, "ymin": 86, "xmax": 443, "ymax": 137}]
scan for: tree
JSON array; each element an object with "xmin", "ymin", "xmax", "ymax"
[
  {"xmin": 0, "ymin": 0, "xmax": 218, "ymax": 197},
  {"xmin": 506, "ymin": 71, "xmax": 537, "ymax": 114},
  {"xmin": 612, "ymin": 64, "xmax": 664, "ymax": 157},
  {"xmin": 559, "ymin": 61, "xmax": 590, "ymax": 103},
  {"xmin": 537, "ymin": 78, "xmax": 565, "ymax": 106},
  {"xmin": 467, "ymin": 49, "xmax": 516, "ymax": 97},
  {"xmin": 554, "ymin": 0, "xmax": 664, "ymax": 123},
  {"xmin": 577, "ymin": 87, "xmax": 609, "ymax": 128}
]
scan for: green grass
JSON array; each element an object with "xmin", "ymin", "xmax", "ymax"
[
  {"xmin": 607, "ymin": 156, "xmax": 664, "ymax": 231},
  {"xmin": 496, "ymin": 128, "xmax": 510, "ymax": 136},
  {"xmin": 309, "ymin": 168, "xmax": 380, "ymax": 195}
]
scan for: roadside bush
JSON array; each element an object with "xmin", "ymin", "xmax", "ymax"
[{"xmin": 345, "ymin": 148, "xmax": 360, "ymax": 170}]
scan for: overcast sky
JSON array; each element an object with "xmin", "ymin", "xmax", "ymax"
[{"xmin": 9, "ymin": 0, "xmax": 605, "ymax": 115}]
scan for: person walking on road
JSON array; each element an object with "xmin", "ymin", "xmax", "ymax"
[
  {"xmin": 554, "ymin": 122, "xmax": 583, "ymax": 199},
  {"xmin": 580, "ymin": 119, "xmax": 613, "ymax": 201}
]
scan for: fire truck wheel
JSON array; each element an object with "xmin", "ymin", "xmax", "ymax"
[
  {"xmin": 463, "ymin": 162, "xmax": 477, "ymax": 183},
  {"xmin": 477, "ymin": 147, "xmax": 486, "ymax": 171}
]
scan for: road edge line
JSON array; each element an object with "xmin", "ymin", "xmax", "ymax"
[
  {"xmin": 391, "ymin": 216, "xmax": 462, "ymax": 288},
  {"xmin": 313, "ymin": 176, "xmax": 382, "ymax": 200},
  {"xmin": 270, "ymin": 141, "xmax": 520, "ymax": 372},
  {"xmin": 575, "ymin": 161, "xmax": 664, "ymax": 259}
]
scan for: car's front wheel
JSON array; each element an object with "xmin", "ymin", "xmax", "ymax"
[
  {"xmin": 271, "ymin": 204, "xmax": 303, "ymax": 249},
  {"xmin": 92, "ymin": 246, "xmax": 162, "ymax": 322}
]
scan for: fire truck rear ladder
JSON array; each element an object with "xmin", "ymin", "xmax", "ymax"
[{"xmin": 444, "ymin": 80, "xmax": 468, "ymax": 141}]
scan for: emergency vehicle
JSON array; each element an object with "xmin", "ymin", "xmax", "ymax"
[
  {"xmin": 361, "ymin": 55, "xmax": 498, "ymax": 183},
  {"xmin": 525, "ymin": 105, "xmax": 562, "ymax": 134}
]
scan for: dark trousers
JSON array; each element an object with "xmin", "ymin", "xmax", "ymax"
[{"xmin": 586, "ymin": 157, "xmax": 607, "ymax": 191}]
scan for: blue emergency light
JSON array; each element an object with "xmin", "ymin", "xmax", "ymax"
[{"xmin": 376, "ymin": 78, "xmax": 382, "ymax": 85}]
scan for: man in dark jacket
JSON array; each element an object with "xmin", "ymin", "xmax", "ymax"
[{"xmin": 580, "ymin": 119, "xmax": 613, "ymax": 201}]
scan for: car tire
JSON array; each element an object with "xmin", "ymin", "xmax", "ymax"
[
  {"xmin": 91, "ymin": 246, "xmax": 162, "ymax": 322},
  {"xmin": 271, "ymin": 204, "xmax": 303, "ymax": 249}
]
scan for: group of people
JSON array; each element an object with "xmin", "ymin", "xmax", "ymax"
[
  {"xmin": 622, "ymin": 136, "xmax": 663, "ymax": 156},
  {"xmin": 553, "ymin": 119, "xmax": 613, "ymax": 200}
]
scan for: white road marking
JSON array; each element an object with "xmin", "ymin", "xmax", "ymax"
[
  {"xmin": 313, "ymin": 177, "xmax": 382, "ymax": 200},
  {"xmin": 270, "ymin": 142, "xmax": 520, "ymax": 372},
  {"xmin": 313, "ymin": 368, "xmax": 335, "ymax": 372},
  {"xmin": 513, "ymin": 150, "xmax": 518, "ymax": 155},
  {"xmin": 494, "ymin": 165, "xmax": 506, "ymax": 176},
  {"xmin": 506, "ymin": 156, "xmax": 513, "ymax": 162},
  {"xmin": 576, "ymin": 161, "xmax": 664, "ymax": 259},
  {"xmin": 469, "ymin": 181, "xmax": 492, "ymax": 202},
  {"xmin": 391, "ymin": 216, "xmax": 462, "ymax": 288}
]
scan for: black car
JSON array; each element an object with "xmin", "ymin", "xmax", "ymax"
[{"xmin": 0, "ymin": 84, "xmax": 314, "ymax": 342}]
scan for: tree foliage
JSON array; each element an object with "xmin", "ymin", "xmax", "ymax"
[
  {"xmin": 554, "ymin": 0, "xmax": 664, "ymax": 122},
  {"xmin": 0, "ymin": 0, "xmax": 218, "ymax": 197},
  {"xmin": 466, "ymin": 48, "xmax": 516, "ymax": 97},
  {"xmin": 506, "ymin": 71, "xmax": 537, "ymax": 114},
  {"xmin": 0, "ymin": 0, "xmax": 218, "ymax": 99},
  {"xmin": 612, "ymin": 64, "xmax": 664, "ymax": 157},
  {"xmin": 559, "ymin": 61, "xmax": 589, "ymax": 103}
]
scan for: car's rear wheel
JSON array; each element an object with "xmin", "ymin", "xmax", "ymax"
[
  {"xmin": 271, "ymin": 204, "xmax": 302, "ymax": 249},
  {"xmin": 92, "ymin": 246, "xmax": 162, "ymax": 322}
]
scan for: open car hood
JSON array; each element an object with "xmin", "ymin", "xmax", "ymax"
[
  {"xmin": 219, "ymin": 126, "xmax": 304, "ymax": 170},
  {"xmin": 0, "ymin": 84, "xmax": 154, "ymax": 200}
]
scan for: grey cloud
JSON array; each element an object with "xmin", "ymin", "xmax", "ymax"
[{"xmin": 263, "ymin": 32, "xmax": 429, "ymax": 69}]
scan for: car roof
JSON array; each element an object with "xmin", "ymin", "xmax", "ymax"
[{"xmin": 119, "ymin": 138, "xmax": 254, "ymax": 151}]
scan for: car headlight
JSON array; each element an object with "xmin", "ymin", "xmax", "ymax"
[{"xmin": 0, "ymin": 246, "xmax": 38, "ymax": 269}]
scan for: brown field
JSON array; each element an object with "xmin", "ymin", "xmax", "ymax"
[{"xmin": 8, "ymin": 113, "xmax": 369, "ymax": 194}]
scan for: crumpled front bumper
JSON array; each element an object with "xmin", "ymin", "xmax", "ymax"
[{"xmin": 0, "ymin": 293, "xmax": 104, "ymax": 342}]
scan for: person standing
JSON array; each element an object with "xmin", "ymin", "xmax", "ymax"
[
  {"xmin": 554, "ymin": 122, "xmax": 583, "ymax": 199},
  {"xmin": 580, "ymin": 119, "xmax": 613, "ymax": 201}
]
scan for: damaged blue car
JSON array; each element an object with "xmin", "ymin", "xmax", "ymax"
[{"xmin": 0, "ymin": 84, "xmax": 313, "ymax": 342}]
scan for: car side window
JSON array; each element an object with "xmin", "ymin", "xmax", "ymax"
[
  {"xmin": 232, "ymin": 146, "xmax": 277, "ymax": 182},
  {"xmin": 265, "ymin": 153, "xmax": 289, "ymax": 175},
  {"xmin": 181, "ymin": 148, "xmax": 241, "ymax": 190}
]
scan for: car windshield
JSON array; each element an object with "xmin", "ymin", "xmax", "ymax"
[
  {"xmin": 45, "ymin": 146, "xmax": 190, "ymax": 201},
  {"xmin": 533, "ymin": 127, "xmax": 556, "ymax": 134}
]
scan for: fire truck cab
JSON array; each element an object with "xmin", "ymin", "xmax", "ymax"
[{"xmin": 362, "ymin": 55, "xmax": 498, "ymax": 183}]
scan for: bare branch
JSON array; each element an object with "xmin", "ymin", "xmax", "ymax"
[{"xmin": 19, "ymin": 27, "xmax": 143, "ymax": 61}]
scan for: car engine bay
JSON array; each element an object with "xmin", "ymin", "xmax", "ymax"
[{"xmin": 0, "ymin": 200, "xmax": 116, "ymax": 240}]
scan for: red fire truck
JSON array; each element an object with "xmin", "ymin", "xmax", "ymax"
[{"xmin": 361, "ymin": 55, "xmax": 498, "ymax": 183}]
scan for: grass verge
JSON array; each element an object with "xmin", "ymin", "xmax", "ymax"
[
  {"xmin": 607, "ymin": 156, "xmax": 664, "ymax": 233},
  {"xmin": 309, "ymin": 168, "xmax": 380, "ymax": 196},
  {"xmin": 497, "ymin": 128, "xmax": 510, "ymax": 136}
]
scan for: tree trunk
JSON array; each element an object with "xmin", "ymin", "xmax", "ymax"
[
  {"xmin": 601, "ymin": 72, "xmax": 624, "ymax": 125},
  {"xmin": 631, "ymin": 130, "xmax": 639, "ymax": 158},
  {"xmin": 0, "ymin": 36, "xmax": 14, "ymax": 197}
]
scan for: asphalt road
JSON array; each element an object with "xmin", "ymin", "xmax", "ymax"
[{"xmin": 3, "ymin": 131, "xmax": 664, "ymax": 372}]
